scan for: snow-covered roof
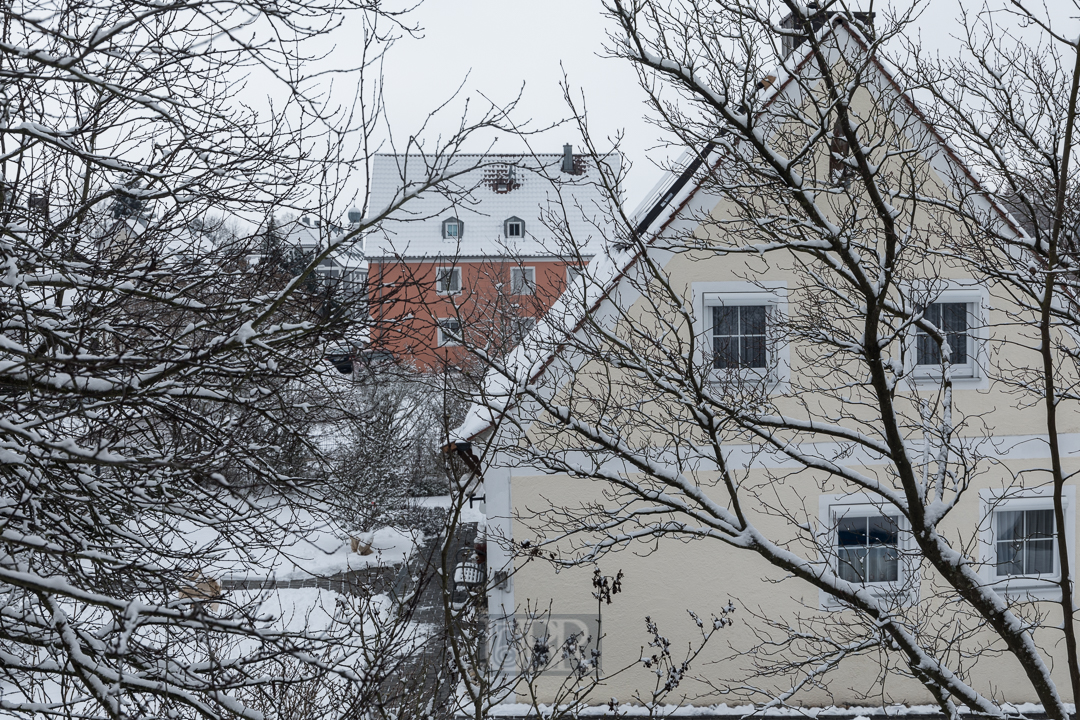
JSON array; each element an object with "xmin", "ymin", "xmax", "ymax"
[
  {"xmin": 364, "ymin": 151, "xmax": 621, "ymax": 260},
  {"xmin": 100, "ymin": 215, "xmax": 217, "ymax": 261},
  {"xmin": 279, "ymin": 217, "xmax": 367, "ymax": 271}
]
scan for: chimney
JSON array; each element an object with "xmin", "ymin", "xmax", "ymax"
[
  {"xmin": 781, "ymin": 4, "xmax": 875, "ymax": 59},
  {"xmin": 561, "ymin": 144, "xmax": 574, "ymax": 174}
]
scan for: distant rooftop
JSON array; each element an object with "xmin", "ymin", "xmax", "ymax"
[
  {"xmin": 364, "ymin": 150, "xmax": 621, "ymax": 260},
  {"xmin": 279, "ymin": 215, "xmax": 366, "ymax": 270}
]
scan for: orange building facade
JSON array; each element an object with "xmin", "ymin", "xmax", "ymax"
[
  {"xmin": 368, "ymin": 256, "xmax": 583, "ymax": 371},
  {"xmin": 364, "ymin": 149, "xmax": 618, "ymax": 371}
]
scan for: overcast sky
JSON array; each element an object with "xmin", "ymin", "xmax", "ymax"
[
  {"xmin": 374, "ymin": 0, "xmax": 672, "ymax": 206},
  {"xmin": 346, "ymin": 0, "xmax": 1080, "ymax": 210}
]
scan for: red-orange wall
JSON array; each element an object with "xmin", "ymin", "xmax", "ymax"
[{"xmin": 368, "ymin": 258, "xmax": 580, "ymax": 371}]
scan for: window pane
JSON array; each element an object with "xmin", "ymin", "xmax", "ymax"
[
  {"xmin": 836, "ymin": 514, "xmax": 899, "ymax": 584},
  {"xmin": 997, "ymin": 510, "xmax": 1022, "ymax": 541},
  {"xmin": 837, "ymin": 516, "xmax": 867, "ymax": 547},
  {"xmin": 917, "ymin": 304, "xmax": 943, "ymax": 366},
  {"xmin": 867, "ymin": 515, "xmax": 899, "ymax": 546},
  {"xmin": 947, "ymin": 332, "xmax": 967, "ymax": 365},
  {"xmin": 995, "ymin": 508, "xmax": 1057, "ymax": 577},
  {"xmin": 1026, "ymin": 539, "xmax": 1055, "ymax": 575},
  {"xmin": 940, "ymin": 303, "xmax": 966, "ymax": 332},
  {"xmin": 997, "ymin": 540, "xmax": 1023, "ymax": 576},
  {"xmin": 918, "ymin": 303, "xmax": 970, "ymax": 367},
  {"xmin": 917, "ymin": 333, "xmax": 940, "ymax": 366},
  {"xmin": 713, "ymin": 336, "xmax": 737, "ymax": 369},
  {"xmin": 1026, "ymin": 509, "xmax": 1054, "ymax": 539},
  {"xmin": 713, "ymin": 306, "xmax": 737, "ymax": 335},
  {"xmin": 867, "ymin": 546, "xmax": 899, "ymax": 583},
  {"xmin": 742, "ymin": 334, "xmax": 766, "ymax": 368},
  {"xmin": 740, "ymin": 305, "xmax": 767, "ymax": 335},
  {"xmin": 512, "ymin": 270, "xmax": 532, "ymax": 294},
  {"xmin": 922, "ymin": 303, "xmax": 941, "ymax": 327},
  {"xmin": 838, "ymin": 547, "xmax": 867, "ymax": 583}
]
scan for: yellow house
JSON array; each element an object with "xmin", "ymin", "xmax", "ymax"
[{"xmin": 453, "ymin": 17, "xmax": 1079, "ymax": 716}]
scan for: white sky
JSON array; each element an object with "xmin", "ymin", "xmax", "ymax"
[
  {"xmin": 375, "ymin": 0, "xmax": 654, "ymax": 200},
  {"xmin": 332, "ymin": 0, "xmax": 1080, "ymax": 211}
]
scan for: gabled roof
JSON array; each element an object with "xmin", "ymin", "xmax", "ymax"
[
  {"xmin": 451, "ymin": 18, "xmax": 1026, "ymax": 445},
  {"xmin": 280, "ymin": 218, "xmax": 366, "ymax": 271},
  {"xmin": 364, "ymin": 152, "xmax": 620, "ymax": 260}
]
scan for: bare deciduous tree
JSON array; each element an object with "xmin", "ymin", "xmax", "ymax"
[{"xmin": 0, "ymin": 0, "xmax": 515, "ymax": 717}]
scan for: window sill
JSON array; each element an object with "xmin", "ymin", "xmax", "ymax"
[
  {"xmin": 985, "ymin": 577, "xmax": 1063, "ymax": 601},
  {"xmin": 709, "ymin": 370, "xmax": 789, "ymax": 394},
  {"xmin": 909, "ymin": 371, "xmax": 986, "ymax": 390},
  {"xmin": 819, "ymin": 582, "xmax": 917, "ymax": 611}
]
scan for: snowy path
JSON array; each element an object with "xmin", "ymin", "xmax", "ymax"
[{"xmin": 382, "ymin": 521, "xmax": 480, "ymax": 719}]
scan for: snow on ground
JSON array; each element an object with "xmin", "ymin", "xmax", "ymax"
[
  {"xmin": 272, "ymin": 524, "xmax": 418, "ymax": 581},
  {"xmin": 170, "ymin": 495, "xmax": 421, "ymax": 583},
  {"xmin": 488, "ymin": 703, "xmax": 1075, "ymax": 717},
  {"xmin": 247, "ymin": 586, "xmax": 360, "ymax": 634},
  {"xmin": 219, "ymin": 517, "xmax": 420, "ymax": 582}
]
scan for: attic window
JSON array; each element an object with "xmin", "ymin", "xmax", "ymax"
[
  {"xmin": 442, "ymin": 217, "xmax": 463, "ymax": 239},
  {"xmin": 504, "ymin": 217, "xmax": 525, "ymax": 238}
]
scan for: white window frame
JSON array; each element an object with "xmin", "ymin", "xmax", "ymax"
[
  {"xmin": 442, "ymin": 217, "xmax": 463, "ymax": 239},
  {"xmin": 818, "ymin": 493, "xmax": 916, "ymax": 610},
  {"xmin": 437, "ymin": 318, "xmax": 462, "ymax": 347},
  {"xmin": 504, "ymin": 216, "xmax": 525, "ymax": 238},
  {"xmin": 979, "ymin": 485, "xmax": 1075, "ymax": 600},
  {"xmin": 510, "ymin": 267, "xmax": 535, "ymax": 296},
  {"xmin": 566, "ymin": 266, "xmax": 583, "ymax": 285},
  {"xmin": 693, "ymin": 282, "xmax": 789, "ymax": 391},
  {"xmin": 905, "ymin": 281, "xmax": 988, "ymax": 388},
  {"xmin": 436, "ymin": 267, "xmax": 462, "ymax": 295}
]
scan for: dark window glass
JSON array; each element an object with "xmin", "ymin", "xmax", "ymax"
[
  {"xmin": 511, "ymin": 268, "xmax": 535, "ymax": 295},
  {"xmin": 712, "ymin": 305, "xmax": 768, "ymax": 369},
  {"xmin": 917, "ymin": 302, "xmax": 968, "ymax": 366},
  {"xmin": 439, "ymin": 319, "xmax": 462, "ymax": 346},
  {"xmin": 837, "ymin": 514, "xmax": 899, "ymax": 583},
  {"xmin": 437, "ymin": 268, "xmax": 461, "ymax": 293},
  {"xmin": 996, "ymin": 508, "xmax": 1055, "ymax": 577},
  {"xmin": 505, "ymin": 217, "xmax": 525, "ymax": 238}
]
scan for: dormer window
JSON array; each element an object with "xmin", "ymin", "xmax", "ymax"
[
  {"xmin": 442, "ymin": 217, "xmax": 463, "ymax": 239},
  {"xmin": 504, "ymin": 216, "xmax": 525, "ymax": 238}
]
